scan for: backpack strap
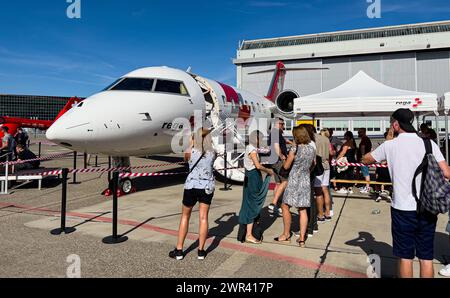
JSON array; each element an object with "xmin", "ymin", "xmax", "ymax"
[
  {"xmin": 424, "ymin": 137, "xmax": 432, "ymax": 155},
  {"xmin": 412, "ymin": 138, "xmax": 431, "ymax": 205}
]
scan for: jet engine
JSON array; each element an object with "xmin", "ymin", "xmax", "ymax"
[{"xmin": 275, "ymin": 90, "xmax": 299, "ymax": 118}]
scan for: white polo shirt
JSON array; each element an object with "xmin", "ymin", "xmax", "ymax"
[{"xmin": 371, "ymin": 133, "xmax": 445, "ymax": 211}]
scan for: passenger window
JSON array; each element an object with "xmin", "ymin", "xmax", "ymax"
[
  {"xmin": 110, "ymin": 78, "xmax": 154, "ymax": 91},
  {"xmin": 155, "ymin": 80, "xmax": 189, "ymax": 96}
]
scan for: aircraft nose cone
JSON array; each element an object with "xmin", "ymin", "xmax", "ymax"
[{"xmin": 46, "ymin": 122, "xmax": 73, "ymax": 148}]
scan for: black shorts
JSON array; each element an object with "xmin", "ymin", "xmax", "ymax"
[
  {"xmin": 271, "ymin": 160, "xmax": 289, "ymax": 183},
  {"xmin": 183, "ymin": 188, "xmax": 214, "ymax": 207},
  {"xmin": 391, "ymin": 207, "xmax": 437, "ymax": 260}
]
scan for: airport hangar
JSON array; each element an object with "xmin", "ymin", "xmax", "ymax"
[
  {"xmin": 233, "ymin": 20, "xmax": 450, "ymax": 136},
  {"xmin": 0, "ymin": 94, "xmax": 76, "ymax": 135}
]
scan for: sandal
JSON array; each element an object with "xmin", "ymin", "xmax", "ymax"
[
  {"xmin": 274, "ymin": 233, "xmax": 292, "ymax": 243},
  {"xmin": 245, "ymin": 237, "xmax": 262, "ymax": 244},
  {"xmin": 299, "ymin": 241, "xmax": 306, "ymax": 248}
]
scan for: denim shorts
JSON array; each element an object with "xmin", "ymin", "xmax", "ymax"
[
  {"xmin": 391, "ymin": 207, "xmax": 438, "ymax": 260},
  {"xmin": 360, "ymin": 166, "xmax": 370, "ymax": 178}
]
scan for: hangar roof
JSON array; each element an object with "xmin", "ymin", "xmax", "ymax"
[
  {"xmin": 240, "ymin": 20, "xmax": 450, "ymax": 50},
  {"xmin": 234, "ymin": 20, "xmax": 450, "ymax": 65}
]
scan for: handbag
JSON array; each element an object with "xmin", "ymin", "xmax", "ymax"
[{"xmin": 312, "ymin": 155, "xmax": 325, "ymax": 177}]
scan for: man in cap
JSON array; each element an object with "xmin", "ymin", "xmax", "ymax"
[{"xmin": 363, "ymin": 108, "xmax": 450, "ymax": 278}]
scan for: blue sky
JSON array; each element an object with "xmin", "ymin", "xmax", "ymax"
[{"xmin": 0, "ymin": 0, "xmax": 449, "ymax": 97}]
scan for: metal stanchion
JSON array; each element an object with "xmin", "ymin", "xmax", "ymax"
[
  {"xmin": 3, "ymin": 155, "xmax": 9, "ymax": 195},
  {"xmin": 51, "ymin": 168, "xmax": 76, "ymax": 235},
  {"xmin": 38, "ymin": 142, "xmax": 42, "ymax": 158},
  {"xmin": 220, "ymin": 143, "xmax": 231, "ymax": 191},
  {"xmin": 102, "ymin": 171, "xmax": 128, "ymax": 244},
  {"xmin": 69, "ymin": 151, "xmax": 80, "ymax": 184},
  {"xmin": 108, "ymin": 156, "xmax": 112, "ymax": 182},
  {"xmin": 83, "ymin": 152, "xmax": 88, "ymax": 169},
  {"xmin": 94, "ymin": 155, "xmax": 99, "ymax": 168}
]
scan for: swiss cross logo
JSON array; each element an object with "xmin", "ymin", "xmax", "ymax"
[{"xmin": 412, "ymin": 98, "xmax": 423, "ymax": 108}]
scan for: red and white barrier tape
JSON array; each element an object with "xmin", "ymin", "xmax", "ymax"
[
  {"xmin": 30, "ymin": 141, "xmax": 58, "ymax": 147},
  {"xmin": 119, "ymin": 172, "xmax": 187, "ymax": 178},
  {"xmin": 331, "ymin": 160, "xmax": 388, "ymax": 168},
  {"xmin": 22, "ymin": 164, "xmax": 246, "ymax": 177},
  {"xmin": 0, "ymin": 152, "xmax": 73, "ymax": 166}
]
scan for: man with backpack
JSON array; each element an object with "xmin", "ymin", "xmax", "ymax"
[{"xmin": 363, "ymin": 108, "xmax": 450, "ymax": 278}]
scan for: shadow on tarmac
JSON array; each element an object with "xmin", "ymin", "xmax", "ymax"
[
  {"xmin": 346, "ymin": 231, "xmax": 396, "ymax": 278},
  {"xmin": 434, "ymin": 232, "xmax": 450, "ymax": 265},
  {"xmin": 132, "ymin": 167, "xmax": 188, "ymax": 192},
  {"xmin": 144, "ymin": 155, "xmax": 185, "ymax": 163},
  {"xmin": 346, "ymin": 231, "xmax": 450, "ymax": 277}
]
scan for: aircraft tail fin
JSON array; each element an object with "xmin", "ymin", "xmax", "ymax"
[
  {"xmin": 247, "ymin": 61, "xmax": 328, "ymax": 102},
  {"xmin": 55, "ymin": 97, "xmax": 82, "ymax": 121}
]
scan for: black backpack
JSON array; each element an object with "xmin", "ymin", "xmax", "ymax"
[{"xmin": 412, "ymin": 138, "xmax": 450, "ymax": 215}]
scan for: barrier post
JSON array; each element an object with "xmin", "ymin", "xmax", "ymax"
[
  {"xmin": 83, "ymin": 152, "xmax": 88, "ymax": 169},
  {"xmin": 108, "ymin": 156, "xmax": 112, "ymax": 182},
  {"xmin": 38, "ymin": 142, "xmax": 42, "ymax": 158},
  {"xmin": 102, "ymin": 171, "xmax": 128, "ymax": 244},
  {"xmin": 51, "ymin": 168, "xmax": 76, "ymax": 235},
  {"xmin": 4, "ymin": 155, "xmax": 9, "ymax": 195},
  {"xmin": 69, "ymin": 151, "xmax": 80, "ymax": 184},
  {"xmin": 94, "ymin": 155, "xmax": 99, "ymax": 168},
  {"xmin": 220, "ymin": 142, "xmax": 231, "ymax": 191}
]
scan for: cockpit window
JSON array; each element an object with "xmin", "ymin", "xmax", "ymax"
[
  {"xmin": 102, "ymin": 79, "xmax": 122, "ymax": 91},
  {"xmin": 155, "ymin": 79, "xmax": 189, "ymax": 96},
  {"xmin": 109, "ymin": 78, "xmax": 155, "ymax": 91}
]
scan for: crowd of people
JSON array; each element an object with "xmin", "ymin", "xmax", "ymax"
[
  {"xmin": 0, "ymin": 126, "xmax": 40, "ymax": 171},
  {"xmin": 169, "ymin": 110, "xmax": 450, "ymax": 278}
]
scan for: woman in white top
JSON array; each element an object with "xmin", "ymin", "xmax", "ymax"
[
  {"xmin": 238, "ymin": 130, "xmax": 274, "ymax": 244},
  {"xmin": 169, "ymin": 128, "xmax": 216, "ymax": 260}
]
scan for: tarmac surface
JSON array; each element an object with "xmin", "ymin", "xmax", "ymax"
[{"xmin": 0, "ymin": 138, "xmax": 449, "ymax": 278}]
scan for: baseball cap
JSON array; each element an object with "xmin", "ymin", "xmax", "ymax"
[{"xmin": 391, "ymin": 108, "xmax": 416, "ymax": 133}]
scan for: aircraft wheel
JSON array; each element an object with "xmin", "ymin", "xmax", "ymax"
[{"xmin": 120, "ymin": 178, "xmax": 133, "ymax": 194}]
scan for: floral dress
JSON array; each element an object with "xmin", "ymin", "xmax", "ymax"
[{"xmin": 283, "ymin": 144, "xmax": 316, "ymax": 208}]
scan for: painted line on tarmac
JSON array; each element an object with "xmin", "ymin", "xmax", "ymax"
[{"xmin": 0, "ymin": 201, "xmax": 366, "ymax": 278}]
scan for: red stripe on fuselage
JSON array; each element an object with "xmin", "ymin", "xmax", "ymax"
[
  {"xmin": 218, "ymin": 82, "xmax": 239, "ymax": 104},
  {"xmin": 217, "ymin": 82, "xmax": 251, "ymax": 121}
]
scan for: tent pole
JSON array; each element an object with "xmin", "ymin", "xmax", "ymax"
[
  {"xmin": 435, "ymin": 114, "xmax": 439, "ymax": 139},
  {"xmin": 445, "ymin": 112, "xmax": 449, "ymax": 162}
]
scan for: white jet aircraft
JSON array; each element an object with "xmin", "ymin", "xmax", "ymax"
[{"xmin": 46, "ymin": 62, "xmax": 325, "ymax": 193}]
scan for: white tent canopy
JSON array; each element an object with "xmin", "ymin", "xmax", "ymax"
[
  {"xmin": 294, "ymin": 71, "xmax": 439, "ymax": 118},
  {"xmin": 443, "ymin": 92, "xmax": 450, "ymax": 112}
]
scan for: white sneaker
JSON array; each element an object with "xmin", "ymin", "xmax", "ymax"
[
  {"xmin": 439, "ymin": 264, "xmax": 450, "ymax": 277},
  {"xmin": 375, "ymin": 196, "xmax": 382, "ymax": 203},
  {"xmin": 330, "ymin": 210, "xmax": 334, "ymax": 217},
  {"xmin": 336, "ymin": 188, "xmax": 348, "ymax": 194},
  {"xmin": 347, "ymin": 188, "xmax": 354, "ymax": 194},
  {"xmin": 360, "ymin": 187, "xmax": 370, "ymax": 194}
]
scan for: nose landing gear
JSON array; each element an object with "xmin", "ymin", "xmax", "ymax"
[
  {"xmin": 102, "ymin": 156, "xmax": 136, "ymax": 197},
  {"xmin": 102, "ymin": 177, "xmax": 136, "ymax": 197}
]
